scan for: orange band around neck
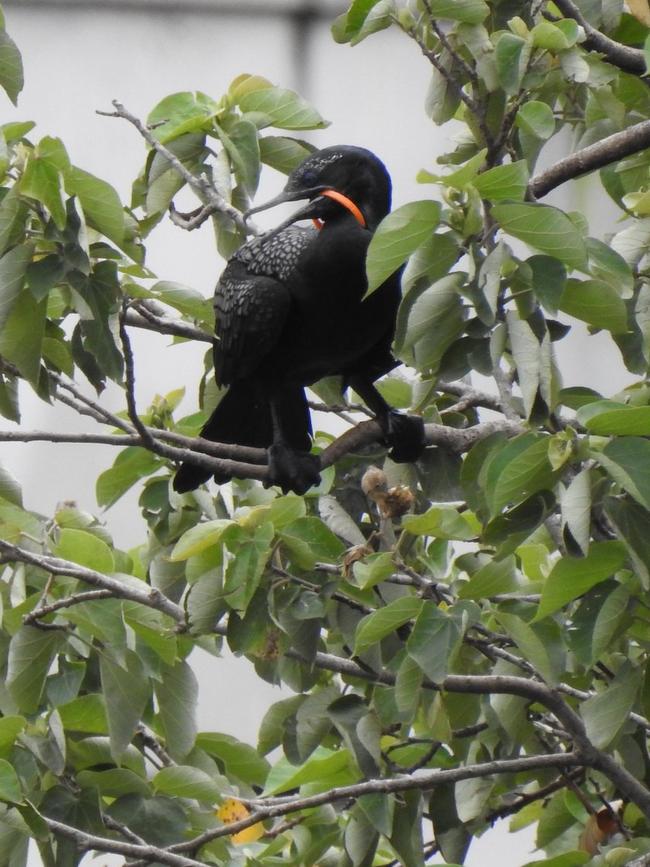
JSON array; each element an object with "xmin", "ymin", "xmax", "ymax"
[{"xmin": 312, "ymin": 189, "xmax": 366, "ymax": 230}]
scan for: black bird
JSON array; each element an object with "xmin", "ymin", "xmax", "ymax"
[{"xmin": 173, "ymin": 145, "xmax": 425, "ymax": 495}]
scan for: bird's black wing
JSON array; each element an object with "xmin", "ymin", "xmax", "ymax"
[{"xmin": 213, "ymin": 227, "xmax": 314, "ymax": 387}]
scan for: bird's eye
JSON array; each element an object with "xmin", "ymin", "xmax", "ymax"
[{"xmin": 301, "ymin": 169, "xmax": 318, "ymax": 186}]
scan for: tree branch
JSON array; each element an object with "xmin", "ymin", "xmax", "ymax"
[
  {"xmin": 175, "ymin": 752, "xmax": 581, "ymax": 852},
  {"xmin": 0, "ymin": 540, "xmax": 184, "ymax": 623},
  {"xmin": 281, "ymin": 648, "xmax": 650, "ymax": 819},
  {"xmin": 552, "ymin": 0, "xmax": 646, "ymax": 74},
  {"xmin": 24, "ymin": 588, "xmax": 115, "ymax": 625},
  {"xmin": 125, "ymin": 302, "xmax": 213, "ymax": 343},
  {"xmin": 529, "ymin": 119, "xmax": 650, "ymax": 199},
  {"xmin": 43, "ymin": 815, "xmax": 209, "ymax": 867},
  {"xmin": 99, "ymin": 100, "xmax": 254, "ymax": 235}
]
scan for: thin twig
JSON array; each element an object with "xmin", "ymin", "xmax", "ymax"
[
  {"xmin": 99, "ymin": 100, "xmax": 254, "ymax": 235},
  {"xmin": 24, "ymin": 589, "xmax": 115, "ymax": 625},
  {"xmin": 0, "ymin": 540, "xmax": 184, "ymax": 623}
]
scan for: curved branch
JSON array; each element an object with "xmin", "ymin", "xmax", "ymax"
[
  {"xmin": 552, "ymin": 0, "xmax": 646, "ymax": 74},
  {"xmin": 529, "ymin": 119, "xmax": 650, "ymax": 199},
  {"xmin": 24, "ymin": 589, "xmax": 115, "ymax": 625},
  {"xmin": 0, "ymin": 540, "xmax": 184, "ymax": 623},
  {"xmin": 284, "ymin": 648, "xmax": 650, "ymax": 819},
  {"xmin": 99, "ymin": 100, "xmax": 255, "ymax": 236}
]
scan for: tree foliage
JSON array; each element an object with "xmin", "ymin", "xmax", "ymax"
[{"xmin": 3, "ymin": 1, "xmax": 650, "ymax": 865}]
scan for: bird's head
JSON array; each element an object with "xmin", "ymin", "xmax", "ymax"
[{"xmin": 245, "ymin": 145, "xmax": 392, "ymax": 232}]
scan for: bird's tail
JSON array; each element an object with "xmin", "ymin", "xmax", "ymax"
[{"xmin": 172, "ymin": 381, "xmax": 311, "ymax": 493}]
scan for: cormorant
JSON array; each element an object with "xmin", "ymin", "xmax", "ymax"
[{"xmin": 173, "ymin": 145, "xmax": 425, "ymax": 495}]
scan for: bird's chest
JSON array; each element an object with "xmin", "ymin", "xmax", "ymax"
[{"xmin": 288, "ymin": 224, "xmax": 369, "ymax": 314}]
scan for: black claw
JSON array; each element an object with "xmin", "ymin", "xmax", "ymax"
[
  {"xmin": 266, "ymin": 443, "xmax": 321, "ymax": 495},
  {"xmin": 384, "ymin": 411, "xmax": 426, "ymax": 463}
]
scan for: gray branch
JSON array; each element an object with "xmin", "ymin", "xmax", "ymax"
[
  {"xmin": 552, "ymin": 0, "xmax": 645, "ymax": 74},
  {"xmin": 99, "ymin": 100, "xmax": 253, "ymax": 235},
  {"xmin": 530, "ymin": 119, "xmax": 650, "ymax": 199},
  {"xmin": 0, "ymin": 541, "xmax": 184, "ymax": 623},
  {"xmin": 175, "ymin": 752, "xmax": 581, "ymax": 852}
]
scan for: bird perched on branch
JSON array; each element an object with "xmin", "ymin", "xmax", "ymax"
[{"xmin": 173, "ymin": 145, "xmax": 425, "ymax": 495}]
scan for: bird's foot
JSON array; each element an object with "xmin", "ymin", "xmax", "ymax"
[
  {"xmin": 383, "ymin": 411, "xmax": 426, "ymax": 463},
  {"xmin": 266, "ymin": 444, "xmax": 321, "ymax": 495}
]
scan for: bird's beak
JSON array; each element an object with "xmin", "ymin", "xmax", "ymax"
[{"xmin": 244, "ymin": 185, "xmax": 328, "ymax": 220}]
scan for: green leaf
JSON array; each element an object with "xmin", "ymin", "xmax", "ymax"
[
  {"xmin": 516, "ymin": 101, "xmax": 555, "ymax": 140},
  {"xmin": 170, "ymin": 519, "xmax": 233, "ymax": 561},
  {"xmin": 264, "ymin": 745, "xmax": 352, "ymax": 795},
  {"xmin": 224, "ymin": 527, "xmax": 272, "ymax": 615},
  {"xmin": 54, "ymin": 528, "xmax": 115, "ymax": 573},
  {"xmin": 259, "ymin": 135, "xmax": 313, "ymax": 174},
  {"xmin": 0, "ymin": 760, "xmax": 22, "ymax": 804},
  {"xmin": 531, "ymin": 20, "xmax": 575, "ymax": 52},
  {"xmin": 0, "ymin": 244, "xmax": 33, "ymax": 333},
  {"xmin": 591, "ymin": 583, "xmax": 630, "ymax": 663},
  {"xmin": 146, "ymin": 280, "xmax": 213, "ymax": 323},
  {"xmin": 495, "ymin": 611, "xmax": 555, "ymax": 683},
  {"xmin": 20, "ymin": 156, "xmax": 66, "ymax": 228},
  {"xmin": 401, "ymin": 233, "xmax": 459, "ymax": 294},
  {"xmin": 96, "ymin": 447, "xmax": 162, "ymax": 509},
  {"xmin": 493, "ymin": 202, "xmax": 587, "ymax": 268},
  {"xmin": 534, "ymin": 542, "xmax": 627, "ymax": 620},
  {"xmin": 359, "ymin": 792, "xmax": 394, "ymax": 838},
  {"xmin": 473, "ymin": 161, "xmax": 529, "ymax": 201},
  {"xmin": 197, "ymin": 732, "xmax": 270, "ymax": 786},
  {"xmin": 598, "ymin": 437, "xmax": 650, "ymax": 510},
  {"xmin": 586, "ymin": 237, "xmax": 634, "ymax": 297},
  {"xmin": 352, "ymin": 552, "xmax": 395, "ymax": 590},
  {"xmin": 333, "ymin": 0, "xmax": 394, "ymax": 46},
  {"xmin": 77, "ymin": 768, "xmax": 150, "ymax": 797},
  {"xmin": 354, "ymin": 596, "xmax": 422, "ymax": 654},
  {"xmin": 147, "ymin": 91, "xmax": 218, "ymax": 142},
  {"xmin": 506, "ymin": 310, "xmax": 551, "ymax": 420},
  {"xmin": 153, "ymin": 765, "xmax": 221, "ymax": 802},
  {"xmin": 218, "ymin": 117, "xmax": 260, "ymax": 196},
  {"xmin": 7, "ymin": 627, "xmax": 64, "ymax": 713},
  {"xmin": 561, "ymin": 468, "xmax": 591, "ymax": 556},
  {"xmin": 239, "ymin": 86, "xmax": 328, "ymax": 130},
  {"xmin": 397, "ymin": 272, "xmax": 466, "ymax": 372},
  {"xmin": 366, "ymin": 201, "xmax": 441, "ymax": 294},
  {"xmin": 0, "ymin": 30, "xmax": 22, "ymax": 105},
  {"xmin": 579, "ymin": 403, "xmax": 650, "ymax": 436},
  {"xmin": 604, "ymin": 496, "xmax": 650, "ymax": 589},
  {"xmin": 581, "ymin": 664, "xmax": 641, "ymax": 749},
  {"xmin": 99, "ymin": 651, "xmax": 150, "ymax": 760},
  {"xmin": 495, "ymin": 32, "xmax": 529, "ymax": 94},
  {"xmin": 65, "ymin": 167, "xmax": 125, "ymax": 244},
  {"xmin": 279, "ymin": 517, "xmax": 345, "ymax": 570},
  {"xmin": 154, "ymin": 660, "xmax": 198, "ymax": 761},
  {"xmin": 407, "ymin": 602, "xmax": 462, "ymax": 682},
  {"xmin": 0, "ymin": 291, "xmax": 45, "ymax": 385},
  {"xmin": 559, "ymin": 279, "xmax": 628, "ymax": 333},
  {"xmin": 402, "ymin": 506, "xmax": 476, "ymax": 540},
  {"xmin": 428, "ymin": 0, "xmax": 488, "ymax": 23},
  {"xmin": 458, "ymin": 556, "xmax": 519, "ymax": 599},
  {"xmin": 0, "ymin": 716, "xmax": 25, "ymax": 756},
  {"xmin": 58, "ymin": 694, "xmax": 108, "ymax": 734},
  {"xmin": 485, "ymin": 434, "xmax": 556, "ymax": 515}
]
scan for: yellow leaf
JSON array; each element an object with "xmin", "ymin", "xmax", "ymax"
[
  {"xmin": 216, "ymin": 798, "xmax": 264, "ymax": 844},
  {"xmin": 628, "ymin": 0, "xmax": 650, "ymax": 26}
]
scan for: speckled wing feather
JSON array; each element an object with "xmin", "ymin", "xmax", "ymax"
[{"xmin": 213, "ymin": 226, "xmax": 315, "ymax": 387}]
